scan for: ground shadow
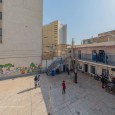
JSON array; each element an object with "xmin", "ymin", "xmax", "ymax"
[{"xmin": 17, "ymin": 87, "xmax": 35, "ymax": 94}]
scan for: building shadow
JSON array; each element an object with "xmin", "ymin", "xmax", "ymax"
[{"xmin": 17, "ymin": 87, "xmax": 35, "ymax": 94}]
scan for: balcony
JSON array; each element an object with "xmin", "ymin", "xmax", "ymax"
[{"xmin": 76, "ymin": 54, "xmax": 115, "ymax": 66}]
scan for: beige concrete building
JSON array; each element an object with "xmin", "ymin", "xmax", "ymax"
[
  {"xmin": 74, "ymin": 41, "xmax": 115, "ymax": 81},
  {"xmin": 42, "ymin": 20, "xmax": 67, "ymax": 59},
  {"xmin": 98, "ymin": 30, "xmax": 115, "ymax": 37},
  {"xmin": 0, "ymin": 0, "xmax": 42, "ymax": 76},
  {"xmin": 82, "ymin": 30, "xmax": 115, "ymax": 44}
]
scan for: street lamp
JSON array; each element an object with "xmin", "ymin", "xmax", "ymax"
[{"xmin": 71, "ymin": 38, "xmax": 78, "ymax": 83}]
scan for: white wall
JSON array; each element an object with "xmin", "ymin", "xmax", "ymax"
[
  {"xmin": 0, "ymin": 0, "xmax": 42, "ymax": 66},
  {"xmin": 78, "ymin": 62, "xmax": 84, "ymax": 71},
  {"xmin": 42, "ymin": 60, "xmax": 52, "ymax": 68}
]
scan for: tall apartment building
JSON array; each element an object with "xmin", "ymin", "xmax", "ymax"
[
  {"xmin": 0, "ymin": 0, "xmax": 42, "ymax": 76},
  {"xmin": 43, "ymin": 20, "xmax": 67, "ymax": 59},
  {"xmin": 82, "ymin": 30, "xmax": 115, "ymax": 44}
]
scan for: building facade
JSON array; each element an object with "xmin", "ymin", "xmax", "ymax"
[
  {"xmin": 0, "ymin": 0, "xmax": 42, "ymax": 76},
  {"xmin": 82, "ymin": 30, "xmax": 115, "ymax": 45},
  {"xmin": 74, "ymin": 41, "xmax": 115, "ymax": 80},
  {"xmin": 42, "ymin": 20, "xmax": 67, "ymax": 59}
]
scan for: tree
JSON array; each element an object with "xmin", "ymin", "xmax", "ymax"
[
  {"xmin": 30, "ymin": 62, "xmax": 36, "ymax": 68},
  {"xmin": 0, "ymin": 65, "xmax": 3, "ymax": 68}
]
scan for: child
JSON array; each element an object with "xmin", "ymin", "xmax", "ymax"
[{"xmin": 62, "ymin": 80, "xmax": 66, "ymax": 94}]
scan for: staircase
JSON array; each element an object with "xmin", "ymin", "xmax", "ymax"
[{"xmin": 47, "ymin": 58, "xmax": 66, "ymax": 75}]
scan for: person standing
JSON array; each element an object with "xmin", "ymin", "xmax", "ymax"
[
  {"xmin": 62, "ymin": 80, "xmax": 66, "ymax": 94},
  {"xmin": 34, "ymin": 75, "xmax": 38, "ymax": 88},
  {"xmin": 34, "ymin": 74, "xmax": 40, "ymax": 88},
  {"xmin": 37, "ymin": 74, "xmax": 40, "ymax": 86},
  {"xmin": 66, "ymin": 67, "xmax": 70, "ymax": 75},
  {"xmin": 101, "ymin": 76, "xmax": 105, "ymax": 88}
]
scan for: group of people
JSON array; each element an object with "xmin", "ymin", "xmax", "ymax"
[{"xmin": 34, "ymin": 73, "xmax": 66, "ymax": 95}]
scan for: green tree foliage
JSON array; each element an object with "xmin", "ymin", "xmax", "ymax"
[
  {"xmin": 0, "ymin": 63, "xmax": 13, "ymax": 68},
  {"xmin": 30, "ymin": 62, "xmax": 36, "ymax": 68}
]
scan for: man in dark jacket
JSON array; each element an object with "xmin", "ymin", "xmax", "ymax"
[
  {"xmin": 34, "ymin": 75, "xmax": 38, "ymax": 88},
  {"xmin": 66, "ymin": 67, "xmax": 70, "ymax": 75},
  {"xmin": 101, "ymin": 76, "xmax": 105, "ymax": 88}
]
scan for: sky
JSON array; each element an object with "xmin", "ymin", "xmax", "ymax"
[{"xmin": 43, "ymin": 0, "xmax": 115, "ymax": 44}]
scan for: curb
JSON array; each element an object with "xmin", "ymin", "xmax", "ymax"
[{"xmin": 0, "ymin": 72, "xmax": 38, "ymax": 81}]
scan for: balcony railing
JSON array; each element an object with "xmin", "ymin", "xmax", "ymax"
[{"xmin": 76, "ymin": 54, "xmax": 115, "ymax": 66}]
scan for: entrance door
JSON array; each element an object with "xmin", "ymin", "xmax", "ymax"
[{"xmin": 84, "ymin": 64, "xmax": 88, "ymax": 72}]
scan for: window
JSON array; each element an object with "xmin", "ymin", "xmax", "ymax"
[
  {"xmin": 90, "ymin": 66, "xmax": 95, "ymax": 74},
  {"xmin": 0, "ymin": 12, "xmax": 2, "ymax": 19},
  {"xmin": 78, "ymin": 50, "xmax": 81, "ymax": 59}
]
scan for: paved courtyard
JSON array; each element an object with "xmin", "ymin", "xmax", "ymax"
[
  {"xmin": 40, "ymin": 71, "xmax": 115, "ymax": 115},
  {"xmin": 0, "ymin": 71, "xmax": 115, "ymax": 115},
  {"xmin": 0, "ymin": 76, "xmax": 47, "ymax": 115}
]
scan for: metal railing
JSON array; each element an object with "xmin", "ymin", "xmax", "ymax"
[
  {"xmin": 76, "ymin": 54, "xmax": 115, "ymax": 66},
  {"xmin": 47, "ymin": 57, "xmax": 66, "ymax": 75}
]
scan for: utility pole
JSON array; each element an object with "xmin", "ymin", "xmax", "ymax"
[
  {"xmin": 71, "ymin": 38, "xmax": 77, "ymax": 83},
  {"xmin": 72, "ymin": 38, "xmax": 74, "ymax": 58}
]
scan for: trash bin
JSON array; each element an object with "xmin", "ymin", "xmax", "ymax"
[{"xmin": 52, "ymin": 69, "xmax": 55, "ymax": 76}]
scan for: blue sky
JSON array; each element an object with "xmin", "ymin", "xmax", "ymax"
[{"xmin": 43, "ymin": 0, "xmax": 115, "ymax": 44}]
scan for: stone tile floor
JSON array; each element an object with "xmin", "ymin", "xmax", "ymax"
[
  {"xmin": 0, "ymin": 71, "xmax": 115, "ymax": 115},
  {"xmin": 40, "ymin": 71, "xmax": 115, "ymax": 115}
]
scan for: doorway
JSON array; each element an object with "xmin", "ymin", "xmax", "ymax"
[
  {"xmin": 90, "ymin": 66, "xmax": 95, "ymax": 74},
  {"xmin": 84, "ymin": 64, "xmax": 88, "ymax": 72}
]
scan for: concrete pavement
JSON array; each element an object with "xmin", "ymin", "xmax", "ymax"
[
  {"xmin": 40, "ymin": 71, "xmax": 115, "ymax": 115},
  {"xmin": 0, "ymin": 76, "xmax": 47, "ymax": 115},
  {"xmin": 0, "ymin": 71, "xmax": 115, "ymax": 115}
]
